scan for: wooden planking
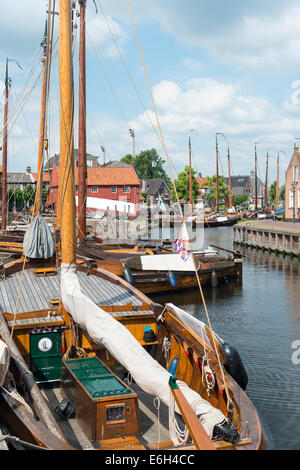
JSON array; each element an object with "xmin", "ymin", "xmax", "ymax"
[
  {"xmin": 0, "ymin": 269, "xmax": 142, "ymax": 314},
  {"xmin": 7, "ymin": 315, "xmax": 64, "ymax": 328}
]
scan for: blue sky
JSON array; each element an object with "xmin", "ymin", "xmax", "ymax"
[{"xmin": 1, "ymin": 0, "xmax": 300, "ymax": 187}]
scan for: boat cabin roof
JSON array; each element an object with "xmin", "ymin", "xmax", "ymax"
[{"xmin": 0, "ymin": 268, "xmax": 143, "ymax": 314}]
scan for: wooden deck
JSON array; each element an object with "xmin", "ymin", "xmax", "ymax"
[{"xmin": 0, "ymin": 268, "xmax": 143, "ymax": 314}]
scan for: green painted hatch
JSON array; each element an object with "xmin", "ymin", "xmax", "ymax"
[
  {"xmin": 65, "ymin": 357, "xmax": 133, "ymax": 399},
  {"xmin": 30, "ymin": 332, "xmax": 62, "ymax": 383}
]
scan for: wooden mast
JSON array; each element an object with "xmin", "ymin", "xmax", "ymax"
[
  {"xmin": 216, "ymin": 134, "xmax": 219, "ymax": 213},
  {"xmin": 254, "ymin": 142, "xmax": 258, "ymax": 211},
  {"xmin": 77, "ymin": 0, "xmax": 87, "ymax": 240},
  {"xmin": 1, "ymin": 59, "xmax": 9, "ymax": 231},
  {"xmin": 275, "ymin": 153, "xmax": 279, "ymax": 210},
  {"xmin": 264, "ymin": 151, "xmax": 269, "ymax": 208},
  {"xmin": 34, "ymin": 21, "xmax": 48, "ymax": 216},
  {"xmin": 59, "ymin": 0, "xmax": 76, "ymax": 264},
  {"xmin": 227, "ymin": 145, "xmax": 232, "ymax": 209},
  {"xmin": 188, "ymin": 136, "xmax": 193, "ymax": 212}
]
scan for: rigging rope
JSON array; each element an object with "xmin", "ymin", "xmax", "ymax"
[{"xmin": 125, "ymin": 0, "xmax": 233, "ymax": 412}]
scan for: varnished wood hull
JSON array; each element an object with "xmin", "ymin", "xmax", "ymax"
[
  {"xmin": 93, "ymin": 258, "xmax": 242, "ymax": 294},
  {"xmin": 0, "ymin": 257, "xmax": 265, "ymax": 450}
]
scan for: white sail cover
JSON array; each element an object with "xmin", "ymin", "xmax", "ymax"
[
  {"xmin": 23, "ymin": 215, "xmax": 55, "ymax": 259},
  {"xmin": 60, "ymin": 264, "xmax": 225, "ymax": 438},
  {"xmin": 0, "ymin": 340, "xmax": 8, "ymax": 384},
  {"xmin": 127, "ymin": 253, "xmax": 198, "ymax": 272},
  {"xmin": 0, "ymin": 341, "xmax": 8, "ymax": 366}
]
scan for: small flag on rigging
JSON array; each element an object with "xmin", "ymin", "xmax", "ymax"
[{"xmin": 172, "ymin": 222, "xmax": 191, "ymax": 261}]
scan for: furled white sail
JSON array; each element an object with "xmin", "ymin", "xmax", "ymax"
[{"xmin": 60, "ymin": 264, "xmax": 225, "ymax": 438}]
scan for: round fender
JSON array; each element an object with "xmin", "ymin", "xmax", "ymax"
[
  {"xmin": 123, "ymin": 267, "xmax": 134, "ymax": 285},
  {"xmin": 168, "ymin": 271, "xmax": 176, "ymax": 288},
  {"xmin": 221, "ymin": 342, "xmax": 248, "ymax": 390}
]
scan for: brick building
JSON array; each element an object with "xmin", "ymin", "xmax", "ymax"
[
  {"xmin": 285, "ymin": 146, "xmax": 300, "ymax": 222},
  {"xmin": 47, "ymin": 164, "xmax": 141, "ymax": 216}
]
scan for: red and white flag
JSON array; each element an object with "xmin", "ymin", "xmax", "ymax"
[{"xmin": 172, "ymin": 222, "xmax": 191, "ymax": 262}]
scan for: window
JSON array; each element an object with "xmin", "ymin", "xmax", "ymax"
[
  {"xmin": 293, "ymin": 166, "xmax": 298, "ymax": 183},
  {"xmin": 123, "ymin": 186, "xmax": 130, "ymax": 193},
  {"xmin": 298, "ymin": 190, "xmax": 300, "ymax": 209},
  {"xmin": 111, "ymin": 186, "xmax": 117, "ymax": 193},
  {"xmin": 75, "ymin": 185, "xmax": 78, "ymax": 193},
  {"xmin": 289, "ymin": 190, "xmax": 294, "ymax": 209},
  {"xmin": 91, "ymin": 186, "xmax": 98, "ymax": 193}
]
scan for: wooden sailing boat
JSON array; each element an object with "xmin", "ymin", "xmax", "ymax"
[
  {"xmin": 0, "ymin": 59, "xmax": 28, "ymax": 254},
  {"xmin": 0, "ymin": 20, "xmax": 52, "ymax": 255},
  {"xmin": 0, "ymin": 0, "xmax": 267, "ymax": 451},
  {"xmin": 71, "ymin": 6, "xmax": 242, "ymax": 294},
  {"xmin": 202, "ymin": 136, "xmax": 240, "ymax": 228}
]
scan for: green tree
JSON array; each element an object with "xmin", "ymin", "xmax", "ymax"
[
  {"xmin": 8, "ymin": 186, "xmax": 39, "ymax": 211},
  {"xmin": 121, "ymin": 148, "xmax": 171, "ymax": 187},
  {"xmin": 120, "ymin": 154, "xmax": 134, "ymax": 166},
  {"xmin": 203, "ymin": 175, "xmax": 229, "ymax": 208},
  {"xmin": 269, "ymin": 181, "xmax": 276, "ymax": 205},
  {"xmin": 279, "ymin": 185, "xmax": 285, "ymax": 203},
  {"xmin": 171, "ymin": 166, "xmax": 199, "ymax": 203},
  {"xmin": 233, "ymin": 194, "xmax": 249, "ymax": 206}
]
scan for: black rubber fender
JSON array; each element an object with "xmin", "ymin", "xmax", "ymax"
[
  {"xmin": 123, "ymin": 267, "xmax": 134, "ymax": 285},
  {"xmin": 221, "ymin": 342, "xmax": 248, "ymax": 390}
]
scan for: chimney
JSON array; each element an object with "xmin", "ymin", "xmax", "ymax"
[{"xmin": 26, "ymin": 166, "xmax": 31, "ymax": 174}]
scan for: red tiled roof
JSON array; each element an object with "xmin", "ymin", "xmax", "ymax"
[
  {"xmin": 50, "ymin": 165, "xmax": 140, "ymax": 186},
  {"xmin": 196, "ymin": 177, "xmax": 209, "ymax": 188},
  {"xmin": 32, "ymin": 171, "xmax": 51, "ymax": 182}
]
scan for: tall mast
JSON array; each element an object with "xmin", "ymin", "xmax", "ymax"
[
  {"xmin": 275, "ymin": 153, "xmax": 279, "ymax": 210},
  {"xmin": 34, "ymin": 20, "xmax": 48, "ymax": 216},
  {"xmin": 188, "ymin": 135, "xmax": 193, "ymax": 211},
  {"xmin": 254, "ymin": 142, "xmax": 258, "ymax": 211},
  {"xmin": 1, "ymin": 59, "xmax": 9, "ymax": 231},
  {"xmin": 227, "ymin": 145, "xmax": 232, "ymax": 209},
  {"xmin": 264, "ymin": 151, "xmax": 269, "ymax": 208},
  {"xmin": 77, "ymin": 0, "xmax": 87, "ymax": 240},
  {"xmin": 59, "ymin": 0, "xmax": 76, "ymax": 264},
  {"xmin": 216, "ymin": 134, "xmax": 219, "ymax": 213}
]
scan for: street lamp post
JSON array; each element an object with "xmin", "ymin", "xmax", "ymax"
[
  {"xmin": 292, "ymin": 182, "xmax": 296, "ymax": 223},
  {"xmin": 100, "ymin": 145, "xmax": 105, "ymax": 165},
  {"xmin": 129, "ymin": 128, "xmax": 135, "ymax": 158},
  {"xmin": 254, "ymin": 141, "xmax": 260, "ymax": 211}
]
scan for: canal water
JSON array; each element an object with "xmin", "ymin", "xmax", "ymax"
[{"xmin": 152, "ymin": 226, "xmax": 300, "ymax": 450}]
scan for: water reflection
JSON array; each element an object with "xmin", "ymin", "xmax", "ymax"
[{"xmin": 151, "ymin": 226, "xmax": 300, "ymax": 450}]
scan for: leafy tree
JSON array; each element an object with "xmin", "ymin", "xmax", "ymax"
[
  {"xmin": 268, "ymin": 181, "xmax": 285, "ymax": 206},
  {"xmin": 233, "ymin": 194, "xmax": 249, "ymax": 206},
  {"xmin": 269, "ymin": 181, "xmax": 276, "ymax": 205},
  {"xmin": 8, "ymin": 186, "xmax": 46, "ymax": 211},
  {"xmin": 279, "ymin": 185, "xmax": 285, "ymax": 203},
  {"xmin": 120, "ymin": 154, "xmax": 134, "ymax": 166},
  {"xmin": 171, "ymin": 166, "xmax": 199, "ymax": 203},
  {"xmin": 202, "ymin": 175, "xmax": 229, "ymax": 208},
  {"xmin": 121, "ymin": 149, "xmax": 171, "ymax": 187}
]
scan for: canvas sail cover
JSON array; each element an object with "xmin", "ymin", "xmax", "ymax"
[
  {"xmin": 23, "ymin": 215, "xmax": 55, "ymax": 259},
  {"xmin": 0, "ymin": 340, "xmax": 8, "ymax": 385},
  {"xmin": 60, "ymin": 264, "xmax": 225, "ymax": 438}
]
